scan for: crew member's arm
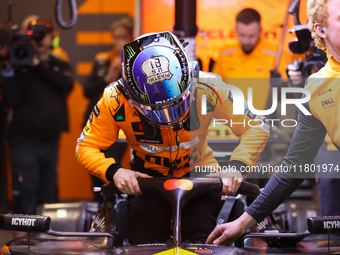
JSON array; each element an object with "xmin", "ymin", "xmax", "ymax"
[
  {"xmin": 246, "ymin": 102, "xmax": 326, "ymax": 221},
  {"xmin": 214, "ymin": 87, "xmax": 270, "ymax": 173},
  {"xmin": 35, "ymin": 56, "xmax": 74, "ymax": 94},
  {"xmin": 206, "ymin": 77, "xmax": 270, "ymax": 194},
  {"xmin": 207, "ymin": 102, "xmax": 327, "ymax": 245}
]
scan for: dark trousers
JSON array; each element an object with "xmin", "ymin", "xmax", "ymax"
[
  {"xmin": 10, "ymin": 140, "xmax": 59, "ymax": 214},
  {"xmin": 0, "ymin": 104, "xmax": 7, "ymax": 210},
  {"xmin": 127, "ymin": 192, "xmax": 223, "ymax": 244},
  {"xmin": 316, "ymin": 178, "xmax": 340, "ymax": 216},
  {"xmin": 314, "ymin": 141, "xmax": 340, "ymax": 216}
]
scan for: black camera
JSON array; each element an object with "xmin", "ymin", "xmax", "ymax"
[
  {"xmin": 288, "ymin": 24, "xmax": 327, "ymax": 78},
  {"xmin": 9, "ymin": 20, "xmax": 53, "ymax": 66},
  {"xmin": 287, "ymin": 0, "xmax": 327, "ymax": 78},
  {"xmin": 9, "ymin": 31, "xmax": 35, "ymax": 66}
]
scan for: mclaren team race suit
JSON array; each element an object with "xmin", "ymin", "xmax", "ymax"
[
  {"xmin": 212, "ymin": 38, "xmax": 290, "ymax": 111},
  {"xmin": 246, "ymin": 53, "xmax": 340, "ymax": 222},
  {"xmin": 76, "ymin": 71, "xmax": 270, "ymax": 181}
]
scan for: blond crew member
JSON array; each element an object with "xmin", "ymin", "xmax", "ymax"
[{"xmin": 207, "ymin": 0, "xmax": 340, "ymax": 245}]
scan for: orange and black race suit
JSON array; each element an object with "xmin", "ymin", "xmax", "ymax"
[
  {"xmin": 246, "ymin": 53, "xmax": 340, "ymax": 222},
  {"xmin": 76, "ymin": 71, "xmax": 270, "ymax": 182}
]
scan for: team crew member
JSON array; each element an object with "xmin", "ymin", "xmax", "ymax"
[
  {"xmin": 76, "ymin": 31, "xmax": 270, "ymax": 244},
  {"xmin": 212, "ymin": 8, "xmax": 290, "ymax": 111},
  {"xmin": 207, "ymin": 0, "xmax": 340, "ymax": 245},
  {"xmin": 287, "ymin": 39, "xmax": 340, "ymax": 218}
]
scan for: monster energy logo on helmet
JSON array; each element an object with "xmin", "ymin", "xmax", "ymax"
[
  {"xmin": 126, "ymin": 45, "xmax": 136, "ymax": 58},
  {"xmin": 140, "ymin": 94, "xmax": 148, "ymax": 103}
]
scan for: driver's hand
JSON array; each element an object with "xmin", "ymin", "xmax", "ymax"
[
  {"xmin": 206, "ymin": 212, "xmax": 256, "ymax": 245},
  {"xmin": 113, "ymin": 168, "xmax": 153, "ymax": 196},
  {"xmin": 205, "ymin": 170, "xmax": 243, "ymax": 195},
  {"xmin": 287, "ymin": 62, "xmax": 303, "ymax": 86}
]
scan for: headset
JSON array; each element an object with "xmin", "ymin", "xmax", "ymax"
[{"xmin": 320, "ymin": 26, "xmax": 340, "ymax": 59}]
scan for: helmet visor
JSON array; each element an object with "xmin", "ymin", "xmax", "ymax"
[{"xmin": 131, "ymin": 86, "xmax": 194, "ymax": 127}]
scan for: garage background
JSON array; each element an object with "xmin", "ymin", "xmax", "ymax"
[{"xmin": 0, "ymin": 0, "xmax": 308, "ymax": 202}]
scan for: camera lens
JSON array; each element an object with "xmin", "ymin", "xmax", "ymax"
[
  {"xmin": 302, "ymin": 61, "xmax": 325, "ymax": 77},
  {"xmin": 14, "ymin": 45, "xmax": 30, "ymax": 60},
  {"xmin": 9, "ymin": 41, "xmax": 34, "ymax": 66}
]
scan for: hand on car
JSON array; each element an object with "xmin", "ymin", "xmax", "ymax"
[
  {"xmin": 206, "ymin": 212, "xmax": 257, "ymax": 245},
  {"xmin": 206, "ymin": 170, "xmax": 243, "ymax": 195},
  {"xmin": 113, "ymin": 168, "xmax": 153, "ymax": 196}
]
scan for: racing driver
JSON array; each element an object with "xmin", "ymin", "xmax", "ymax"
[
  {"xmin": 76, "ymin": 31, "xmax": 270, "ymax": 244},
  {"xmin": 207, "ymin": 0, "xmax": 340, "ymax": 245}
]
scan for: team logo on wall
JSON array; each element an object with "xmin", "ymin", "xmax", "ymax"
[{"xmin": 141, "ymin": 56, "xmax": 173, "ymax": 85}]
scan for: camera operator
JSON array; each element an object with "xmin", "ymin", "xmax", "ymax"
[
  {"xmin": 207, "ymin": 0, "xmax": 340, "ymax": 244},
  {"xmin": 20, "ymin": 14, "xmax": 70, "ymax": 63},
  {"xmin": 2, "ymin": 19, "xmax": 74, "ymax": 214}
]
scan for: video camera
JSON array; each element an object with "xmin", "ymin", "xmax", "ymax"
[
  {"xmin": 9, "ymin": 19, "xmax": 53, "ymax": 66},
  {"xmin": 287, "ymin": 0, "xmax": 327, "ymax": 78}
]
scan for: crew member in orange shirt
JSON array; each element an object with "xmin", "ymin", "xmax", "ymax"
[{"xmin": 212, "ymin": 8, "xmax": 290, "ymax": 111}]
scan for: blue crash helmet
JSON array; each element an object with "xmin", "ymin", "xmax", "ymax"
[{"xmin": 121, "ymin": 31, "xmax": 199, "ymax": 127}]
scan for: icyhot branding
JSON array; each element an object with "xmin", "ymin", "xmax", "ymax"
[{"xmin": 12, "ymin": 217, "xmax": 36, "ymax": 226}]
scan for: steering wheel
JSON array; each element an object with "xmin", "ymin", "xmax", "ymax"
[{"xmin": 100, "ymin": 177, "xmax": 260, "ymax": 247}]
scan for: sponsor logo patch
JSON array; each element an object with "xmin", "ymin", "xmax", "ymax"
[
  {"xmin": 324, "ymin": 220, "xmax": 340, "ymax": 229},
  {"xmin": 113, "ymin": 104, "xmax": 125, "ymax": 122},
  {"xmin": 135, "ymin": 135, "xmax": 163, "ymax": 144},
  {"xmin": 84, "ymin": 121, "xmax": 91, "ymax": 135},
  {"xmin": 133, "ymin": 110, "xmax": 139, "ymax": 117},
  {"xmin": 140, "ymin": 136, "xmax": 199, "ymax": 153},
  {"xmin": 318, "ymin": 88, "xmax": 332, "ymax": 96},
  {"xmin": 321, "ymin": 98, "xmax": 335, "ymax": 107},
  {"xmin": 109, "ymin": 85, "xmax": 121, "ymax": 111},
  {"xmin": 247, "ymin": 110, "xmax": 256, "ymax": 119},
  {"xmin": 132, "ymin": 122, "xmax": 143, "ymax": 132},
  {"xmin": 164, "ymin": 179, "xmax": 193, "ymax": 191},
  {"xmin": 88, "ymin": 112, "xmax": 93, "ymax": 123},
  {"xmin": 93, "ymin": 104, "xmax": 100, "ymax": 118},
  {"xmin": 79, "ymin": 131, "xmax": 86, "ymax": 142},
  {"xmin": 206, "ymin": 100, "xmax": 215, "ymax": 112},
  {"xmin": 11, "ymin": 218, "xmax": 36, "ymax": 226}
]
